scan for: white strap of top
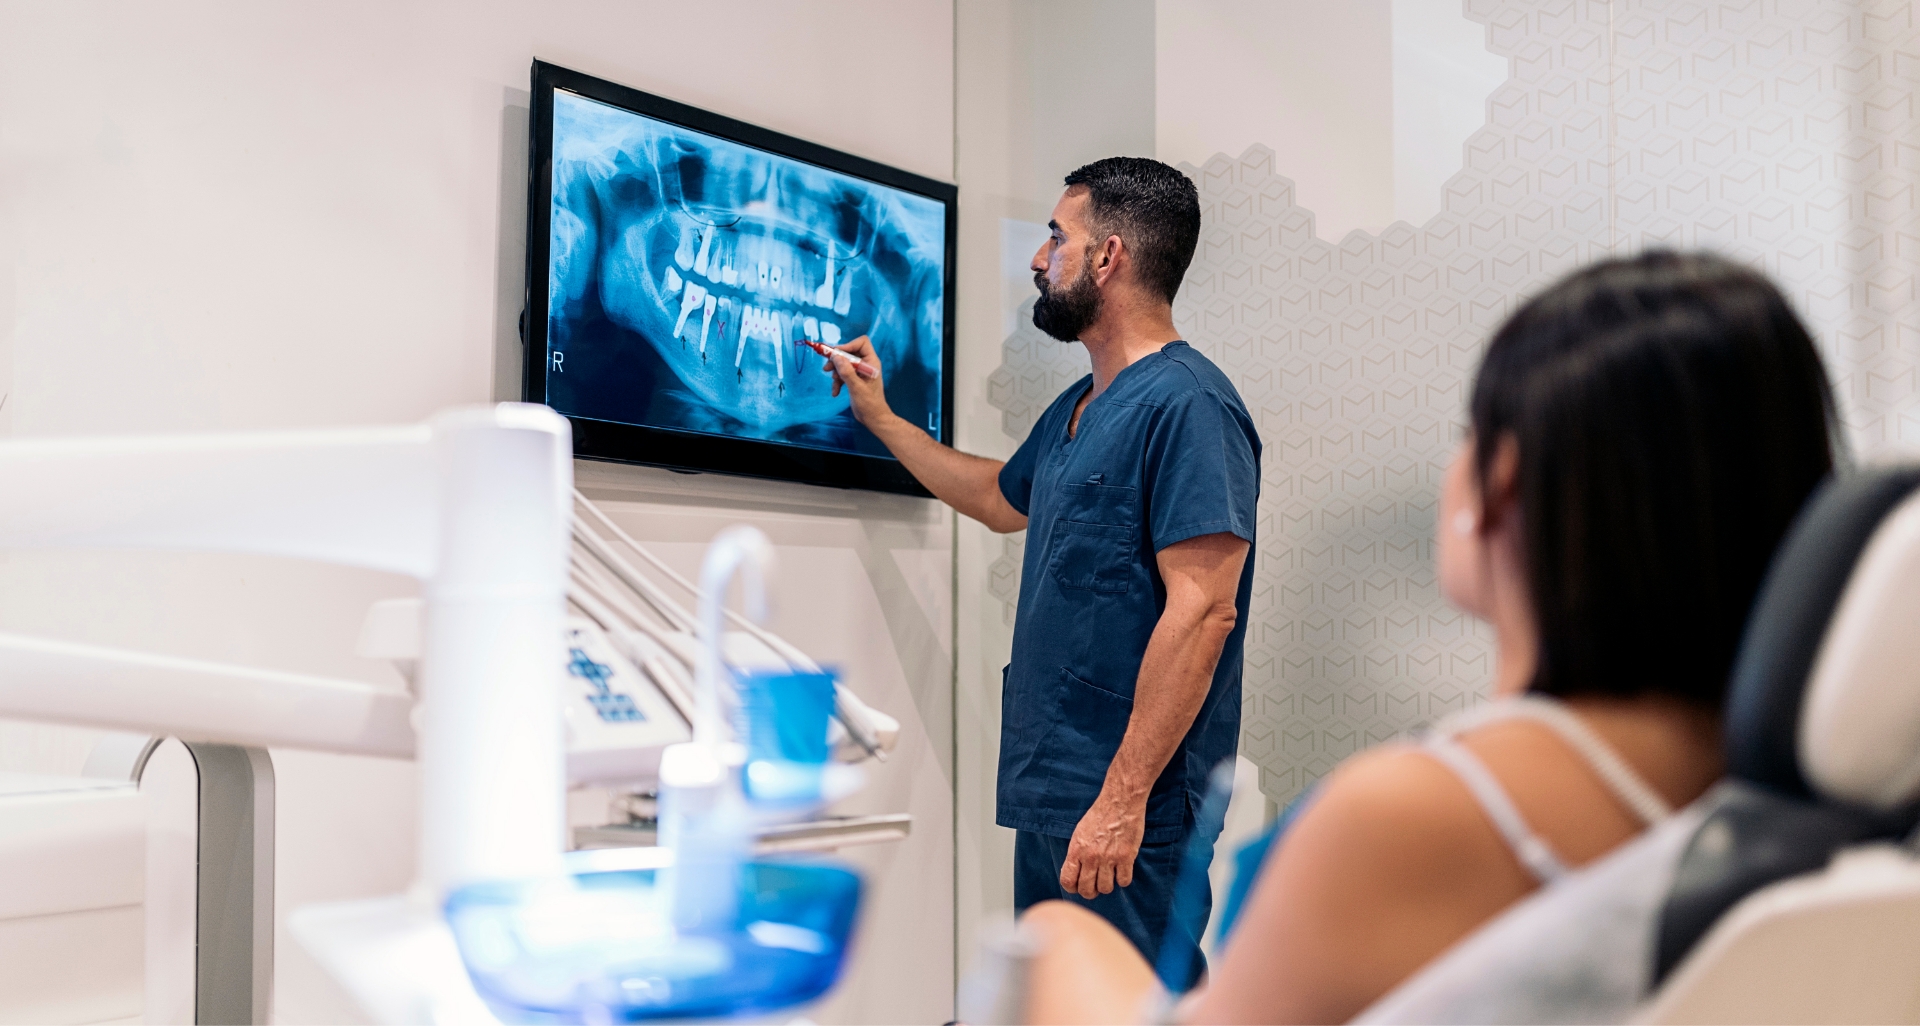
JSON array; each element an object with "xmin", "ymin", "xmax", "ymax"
[
  {"xmin": 1423, "ymin": 734, "xmax": 1570, "ymax": 885},
  {"xmin": 1439, "ymin": 695, "xmax": 1674, "ymax": 828},
  {"xmin": 1422, "ymin": 694, "xmax": 1677, "ymax": 887}
]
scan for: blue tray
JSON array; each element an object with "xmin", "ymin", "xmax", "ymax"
[{"xmin": 446, "ymin": 860, "xmax": 862, "ymax": 1023}]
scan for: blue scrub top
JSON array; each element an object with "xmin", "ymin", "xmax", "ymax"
[{"xmin": 996, "ymin": 341, "xmax": 1261, "ymax": 844}]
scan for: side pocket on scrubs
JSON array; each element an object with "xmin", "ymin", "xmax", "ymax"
[{"xmin": 1037, "ymin": 666, "xmax": 1135, "ymax": 807}]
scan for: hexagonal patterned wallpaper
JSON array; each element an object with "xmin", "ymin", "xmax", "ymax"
[{"xmin": 989, "ymin": 0, "xmax": 1920, "ymax": 803}]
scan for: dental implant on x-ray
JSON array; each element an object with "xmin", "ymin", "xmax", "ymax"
[{"xmin": 663, "ymin": 225, "xmax": 857, "ymax": 398}]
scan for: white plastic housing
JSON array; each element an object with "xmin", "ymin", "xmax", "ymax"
[
  {"xmin": 0, "ymin": 403, "xmax": 574, "ymax": 895},
  {"xmin": 416, "ymin": 405, "xmax": 572, "ymax": 892}
]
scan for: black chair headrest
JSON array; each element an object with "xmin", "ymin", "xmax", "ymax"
[
  {"xmin": 1656, "ymin": 465, "xmax": 1920, "ymax": 987},
  {"xmin": 1724, "ymin": 466, "xmax": 1920, "ymax": 797}
]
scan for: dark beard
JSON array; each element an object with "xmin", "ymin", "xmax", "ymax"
[{"xmin": 1032, "ymin": 263, "xmax": 1101, "ymax": 342}]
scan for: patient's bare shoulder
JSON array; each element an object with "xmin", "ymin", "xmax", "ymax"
[
  {"xmin": 1313, "ymin": 741, "xmax": 1536, "ymax": 899},
  {"xmin": 1194, "ymin": 743, "xmax": 1535, "ymax": 1024},
  {"xmin": 1295, "ymin": 742, "xmax": 1521, "ymax": 892},
  {"xmin": 1317, "ymin": 741, "xmax": 1482, "ymax": 829}
]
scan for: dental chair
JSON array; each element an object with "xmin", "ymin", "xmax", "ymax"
[
  {"xmin": 1357, "ymin": 465, "xmax": 1920, "ymax": 1025},
  {"xmin": 1641, "ymin": 463, "xmax": 1920, "ymax": 1024}
]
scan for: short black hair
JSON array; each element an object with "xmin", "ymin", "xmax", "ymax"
[
  {"xmin": 1471, "ymin": 251, "xmax": 1840, "ymax": 709},
  {"xmin": 1061, "ymin": 157, "xmax": 1201, "ymax": 304}
]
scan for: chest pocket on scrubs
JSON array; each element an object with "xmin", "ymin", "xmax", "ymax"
[{"xmin": 1046, "ymin": 482, "xmax": 1140, "ymax": 594}]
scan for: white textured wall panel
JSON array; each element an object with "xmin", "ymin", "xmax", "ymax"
[{"xmin": 992, "ymin": 0, "xmax": 1920, "ymax": 804}]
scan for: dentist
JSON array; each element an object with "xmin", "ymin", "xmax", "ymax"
[{"xmin": 825, "ymin": 157, "xmax": 1260, "ymax": 982}]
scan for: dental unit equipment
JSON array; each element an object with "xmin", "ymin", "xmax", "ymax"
[
  {"xmin": 564, "ymin": 489, "xmax": 899, "ymax": 768},
  {"xmin": 443, "ymin": 524, "xmax": 866, "ymax": 1022},
  {"xmin": 0, "ymin": 403, "xmax": 894, "ymax": 1024},
  {"xmin": 358, "ymin": 487, "xmax": 902, "ymax": 794}
]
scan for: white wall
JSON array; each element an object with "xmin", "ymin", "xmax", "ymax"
[
  {"xmin": 1391, "ymin": 0, "xmax": 1510, "ymax": 228},
  {"xmin": 1157, "ymin": 0, "xmax": 1395, "ymax": 241},
  {"xmin": 1155, "ymin": 0, "xmax": 1505, "ymax": 239},
  {"xmin": 0, "ymin": 2, "xmax": 955, "ymax": 1022}
]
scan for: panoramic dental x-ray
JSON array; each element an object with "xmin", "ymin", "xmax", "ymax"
[{"xmin": 545, "ymin": 91, "xmax": 947, "ymax": 458}]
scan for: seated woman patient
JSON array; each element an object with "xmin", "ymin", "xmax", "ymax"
[{"xmin": 1020, "ymin": 251, "xmax": 1842, "ymax": 1025}]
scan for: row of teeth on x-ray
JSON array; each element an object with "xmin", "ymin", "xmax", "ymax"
[{"xmin": 660, "ymin": 225, "xmax": 854, "ymax": 389}]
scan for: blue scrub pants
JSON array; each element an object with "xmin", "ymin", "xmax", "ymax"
[{"xmin": 1013, "ymin": 828, "xmax": 1214, "ymax": 990}]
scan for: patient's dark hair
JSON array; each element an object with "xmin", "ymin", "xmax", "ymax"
[
  {"xmin": 1472, "ymin": 251, "xmax": 1840, "ymax": 709},
  {"xmin": 1062, "ymin": 157, "xmax": 1201, "ymax": 304}
]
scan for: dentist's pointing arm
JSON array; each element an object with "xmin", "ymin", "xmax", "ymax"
[{"xmin": 825, "ymin": 335, "xmax": 1028, "ymax": 533}]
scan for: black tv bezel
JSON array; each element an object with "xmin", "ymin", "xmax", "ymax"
[{"xmin": 523, "ymin": 60, "xmax": 956, "ymax": 498}]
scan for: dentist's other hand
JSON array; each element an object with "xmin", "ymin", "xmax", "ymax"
[{"xmin": 1061, "ymin": 790, "xmax": 1146, "ymax": 899}]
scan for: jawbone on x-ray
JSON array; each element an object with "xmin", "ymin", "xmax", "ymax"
[{"xmin": 546, "ymin": 92, "xmax": 946, "ymax": 457}]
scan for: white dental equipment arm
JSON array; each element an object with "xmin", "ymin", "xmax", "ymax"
[
  {"xmin": 0, "ymin": 419, "xmax": 438, "ymax": 764},
  {"xmin": 0, "ymin": 636, "xmax": 414, "ymax": 757},
  {"xmin": 415, "ymin": 407, "xmax": 570, "ymax": 894}
]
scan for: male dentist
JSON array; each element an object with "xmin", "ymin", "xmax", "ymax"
[{"xmin": 824, "ymin": 157, "xmax": 1259, "ymax": 981}]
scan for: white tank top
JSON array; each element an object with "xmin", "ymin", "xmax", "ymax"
[
  {"xmin": 1423, "ymin": 695, "xmax": 1674, "ymax": 884},
  {"xmin": 1347, "ymin": 697, "xmax": 1693, "ymax": 1025},
  {"xmin": 1353, "ymin": 799, "xmax": 1710, "ymax": 1024}
]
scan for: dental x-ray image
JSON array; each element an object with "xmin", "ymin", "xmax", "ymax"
[{"xmin": 542, "ymin": 89, "xmax": 948, "ymax": 463}]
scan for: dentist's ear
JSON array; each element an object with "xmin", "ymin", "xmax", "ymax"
[{"xmin": 1093, "ymin": 235, "xmax": 1125, "ymax": 285}]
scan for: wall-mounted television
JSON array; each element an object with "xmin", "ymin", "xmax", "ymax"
[{"xmin": 524, "ymin": 60, "xmax": 956, "ymax": 496}]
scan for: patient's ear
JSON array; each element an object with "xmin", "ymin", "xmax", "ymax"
[{"xmin": 1481, "ymin": 434, "xmax": 1521, "ymax": 532}]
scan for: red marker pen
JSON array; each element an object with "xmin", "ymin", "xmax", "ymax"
[{"xmin": 805, "ymin": 339, "xmax": 880, "ymax": 379}]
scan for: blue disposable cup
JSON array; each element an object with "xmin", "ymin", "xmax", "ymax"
[{"xmin": 735, "ymin": 670, "xmax": 836, "ymax": 804}]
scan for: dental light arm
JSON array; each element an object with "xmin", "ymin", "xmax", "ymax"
[
  {"xmin": 0, "ymin": 407, "xmax": 578, "ymax": 1025},
  {"xmin": 0, "ymin": 420, "xmax": 446, "ymax": 765}
]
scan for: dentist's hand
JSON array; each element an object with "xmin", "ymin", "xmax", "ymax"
[
  {"xmin": 1061, "ymin": 790, "xmax": 1146, "ymax": 899},
  {"xmin": 823, "ymin": 334, "xmax": 893, "ymax": 427},
  {"xmin": 816, "ymin": 333, "xmax": 1027, "ymax": 533}
]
